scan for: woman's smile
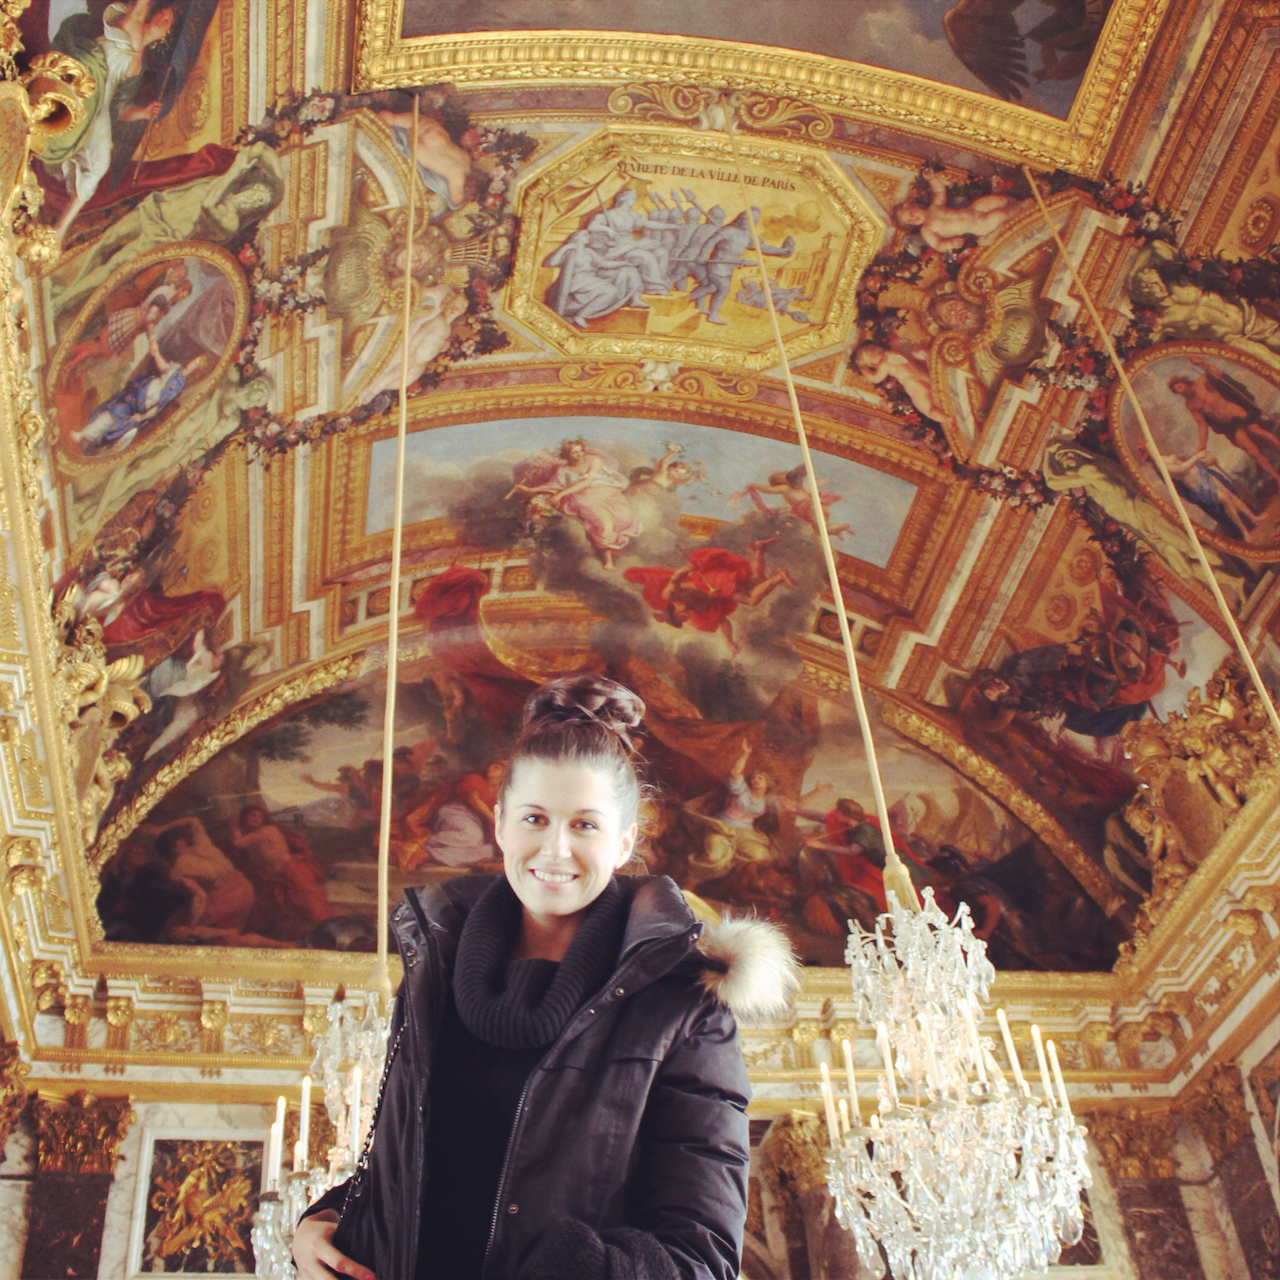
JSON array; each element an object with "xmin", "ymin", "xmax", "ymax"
[{"xmin": 496, "ymin": 759, "xmax": 636, "ymax": 931}]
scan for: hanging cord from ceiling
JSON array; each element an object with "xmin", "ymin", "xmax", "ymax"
[
  {"xmin": 719, "ymin": 93, "xmax": 920, "ymax": 912},
  {"xmin": 373, "ymin": 94, "xmax": 422, "ymax": 991},
  {"xmin": 1022, "ymin": 166, "xmax": 1280, "ymax": 745}
]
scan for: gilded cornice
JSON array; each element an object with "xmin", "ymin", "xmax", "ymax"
[{"xmin": 353, "ymin": 0, "xmax": 1171, "ymax": 175}]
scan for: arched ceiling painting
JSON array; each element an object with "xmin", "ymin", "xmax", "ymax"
[{"xmin": 7, "ymin": 0, "xmax": 1280, "ymax": 991}]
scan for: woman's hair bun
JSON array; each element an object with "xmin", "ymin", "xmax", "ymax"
[{"xmin": 521, "ymin": 675, "xmax": 645, "ymax": 752}]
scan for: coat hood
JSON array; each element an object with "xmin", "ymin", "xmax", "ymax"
[{"xmin": 693, "ymin": 914, "xmax": 801, "ymax": 1025}]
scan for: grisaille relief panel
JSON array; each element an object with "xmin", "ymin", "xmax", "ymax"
[{"xmin": 506, "ymin": 127, "xmax": 879, "ymax": 369}]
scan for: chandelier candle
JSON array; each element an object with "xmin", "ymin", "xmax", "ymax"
[
  {"xmin": 298, "ymin": 1075, "xmax": 311, "ymax": 1167},
  {"xmin": 1030, "ymin": 1024, "xmax": 1054, "ymax": 1103},
  {"xmin": 996, "ymin": 1007, "xmax": 1030, "ymax": 1097},
  {"xmin": 841, "ymin": 1038, "xmax": 859, "ymax": 1115},
  {"xmin": 875, "ymin": 1021, "xmax": 899, "ymax": 1109},
  {"xmin": 1046, "ymin": 1039, "xmax": 1072, "ymax": 1118},
  {"xmin": 819, "ymin": 1061, "xmax": 840, "ymax": 1145}
]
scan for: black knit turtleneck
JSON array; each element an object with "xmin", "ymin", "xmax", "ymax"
[{"xmin": 418, "ymin": 878, "xmax": 627, "ymax": 1280}]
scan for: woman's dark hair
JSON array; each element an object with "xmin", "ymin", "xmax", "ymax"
[{"xmin": 500, "ymin": 675, "xmax": 645, "ymax": 827}]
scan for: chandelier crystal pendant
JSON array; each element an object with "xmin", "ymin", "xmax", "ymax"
[{"xmin": 822, "ymin": 888, "xmax": 1091, "ymax": 1280}]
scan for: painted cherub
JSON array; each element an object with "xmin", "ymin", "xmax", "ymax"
[
  {"xmin": 891, "ymin": 168, "xmax": 1029, "ymax": 254},
  {"xmin": 853, "ymin": 340, "xmax": 956, "ymax": 432},
  {"xmin": 730, "ymin": 464, "xmax": 854, "ymax": 540}
]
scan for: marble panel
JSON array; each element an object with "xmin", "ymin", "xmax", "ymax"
[
  {"xmin": 19, "ymin": 1171, "xmax": 111, "ymax": 1279},
  {"xmin": 1217, "ymin": 1139, "xmax": 1280, "ymax": 1280},
  {"xmin": 1115, "ymin": 1180, "xmax": 1207, "ymax": 1280},
  {"xmin": 0, "ymin": 1177, "xmax": 32, "ymax": 1280}
]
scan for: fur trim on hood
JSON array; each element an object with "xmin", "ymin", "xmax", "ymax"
[{"xmin": 693, "ymin": 915, "xmax": 801, "ymax": 1024}]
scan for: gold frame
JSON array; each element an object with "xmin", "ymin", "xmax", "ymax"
[
  {"xmin": 506, "ymin": 126, "xmax": 881, "ymax": 370},
  {"xmin": 352, "ymin": 0, "xmax": 1172, "ymax": 175},
  {"xmin": 1108, "ymin": 340, "xmax": 1280, "ymax": 562}
]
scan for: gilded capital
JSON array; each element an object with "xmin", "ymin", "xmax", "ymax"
[
  {"xmin": 1089, "ymin": 1106, "xmax": 1177, "ymax": 1181},
  {"xmin": 760, "ymin": 1111, "xmax": 829, "ymax": 1215},
  {"xmin": 1175, "ymin": 1062, "xmax": 1252, "ymax": 1167},
  {"xmin": 0, "ymin": 1039, "xmax": 29, "ymax": 1150},
  {"xmin": 32, "ymin": 1090, "xmax": 134, "ymax": 1175}
]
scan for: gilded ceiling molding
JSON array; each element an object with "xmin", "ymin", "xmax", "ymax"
[
  {"xmin": 352, "ymin": 0, "xmax": 1170, "ymax": 175},
  {"xmin": 89, "ymin": 653, "xmax": 361, "ymax": 874},
  {"xmin": 31, "ymin": 1089, "xmax": 134, "ymax": 1175}
]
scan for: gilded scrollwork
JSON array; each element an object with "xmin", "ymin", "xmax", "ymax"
[
  {"xmin": 50, "ymin": 598, "xmax": 151, "ymax": 848},
  {"xmin": 558, "ymin": 360, "xmax": 756, "ymax": 401},
  {"xmin": 606, "ymin": 83, "xmax": 834, "ymax": 142},
  {"xmin": 199, "ymin": 1000, "xmax": 229, "ymax": 1053},
  {"xmin": 20, "ymin": 50, "xmax": 95, "ymax": 155},
  {"xmin": 104, "ymin": 996, "xmax": 134, "ymax": 1052},
  {"xmin": 1116, "ymin": 659, "xmax": 1280, "ymax": 960},
  {"xmin": 10, "ymin": 170, "xmax": 56, "ymax": 265},
  {"xmin": 32, "ymin": 1089, "xmax": 134, "ymax": 1174}
]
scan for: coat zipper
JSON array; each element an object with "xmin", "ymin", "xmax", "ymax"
[{"xmin": 477, "ymin": 925, "xmax": 700, "ymax": 1279}]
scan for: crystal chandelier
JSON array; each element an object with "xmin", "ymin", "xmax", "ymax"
[
  {"xmin": 251, "ymin": 993, "xmax": 393, "ymax": 1280},
  {"xmin": 819, "ymin": 888, "xmax": 1091, "ymax": 1280}
]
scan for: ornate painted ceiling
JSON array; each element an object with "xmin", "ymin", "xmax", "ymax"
[{"xmin": 1, "ymin": 0, "xmax": 1280, "ymax": 1111}]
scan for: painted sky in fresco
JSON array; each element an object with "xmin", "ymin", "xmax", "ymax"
[{"xmin": 366, "ymin": 416, "xmax": 919, "ymax": 568}]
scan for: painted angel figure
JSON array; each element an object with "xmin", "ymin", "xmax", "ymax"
[
  {"xmin": 623, "ymin": 538, "xmax": 797, "ymax": 655},
  {"xmin": 505, "ymin": 438, "xmax": 642, "ymax": 569},
  {"xmin": 891, "ymin": 167, "xmax": 1028, "ymax": 254},
  {"xmin": 730, "ymin": 464, "xmax": 854, "ymax": 540}
]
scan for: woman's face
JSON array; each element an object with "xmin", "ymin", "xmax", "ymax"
[{"xmin": 495, "ymin": 759, "xmax": 635, "ymax": 928}]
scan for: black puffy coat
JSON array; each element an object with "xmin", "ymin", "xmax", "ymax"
[{"xmin": 305, "ymin": 874, "xmax": 783, "ymax": 1280}]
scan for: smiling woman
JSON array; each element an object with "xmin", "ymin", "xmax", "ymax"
[{"xmin": 292, "ymin": 673, "xmax": 798, "ymax": 1280}]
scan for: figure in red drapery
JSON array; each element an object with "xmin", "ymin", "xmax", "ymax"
[{"xmin": 623, "ymin": 538, "xmax": 796, "ymax": 653}]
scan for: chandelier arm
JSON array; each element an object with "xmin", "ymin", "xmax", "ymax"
[
  {"xmin": 1023, "ymin": 166, "xmax": 1280, "ymax": 745},
  {"xmin": 720, "ymin": 93, "xmax": 919, "ymax": 910},
  {"xmin": 373, "ymin": 94, "xmax": 422, "ymax": 988}
]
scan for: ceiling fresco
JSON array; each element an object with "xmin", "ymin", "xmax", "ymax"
[{"xmin": 3, "ymin": 0, "xmax": 1279, "ymax": 1044}]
